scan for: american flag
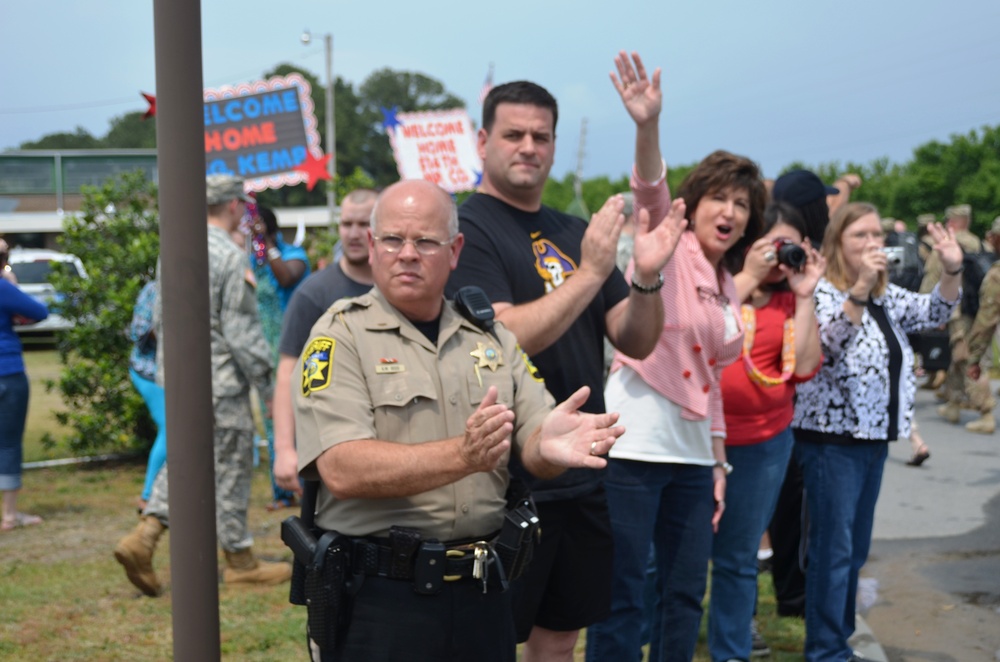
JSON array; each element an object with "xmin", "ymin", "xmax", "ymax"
[{"xmin": 478, "ymin": 64, "xmax": 494, "ymax": 106}]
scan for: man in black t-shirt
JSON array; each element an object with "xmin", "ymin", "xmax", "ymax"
[
  {"xmin": 272, "ymin": 189, "xmax": 377, "ymax": 496},
  {"xmin": 447, "ymin": 81, "xmax": 684, "ymax": 662}
]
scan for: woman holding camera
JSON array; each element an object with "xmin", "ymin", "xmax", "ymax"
[
  {"xmin": 586, "ymin": 51, "xmax": 766, "ymax": 662},
  {"xmin": 707, "ymin": 202, "xmax": 824, "ymax": 662},
  {"xmin": 792, "ymin": 202, "xmax": 960, "ymax": 662}
]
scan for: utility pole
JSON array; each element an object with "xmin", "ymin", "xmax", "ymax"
[{"xmin": 302, "ymin": 30, "xmax": 336, "ymax": 222}]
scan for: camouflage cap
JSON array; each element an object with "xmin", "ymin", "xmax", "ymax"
[
  {"xmin": 206, "ymin": 174, "xmax": 253, "ymax": 205},
  {"xmin": 990, "ymin": 216, "xmax": 1000, "ymax": 235},
  {"xmin": 945, "ymin": 204, "xmax": 971, "ymax": 219},
  {"xmin": 916, "ymin": 213, "xmax": 936, "ymax": 228}
]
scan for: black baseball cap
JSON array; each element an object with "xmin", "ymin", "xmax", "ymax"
[{"xmin": 772, "ymin": 170, "xmax": 839, "ymax": 207}]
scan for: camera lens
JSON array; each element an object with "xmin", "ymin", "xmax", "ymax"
[{"xmin": 776, "ymin": 243, "xmax": 806, "ymax": 270}]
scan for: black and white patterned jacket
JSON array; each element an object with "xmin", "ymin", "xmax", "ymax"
[{"xmin": 792, "ymin": 278, "xmax": 957, "ymax": 441}]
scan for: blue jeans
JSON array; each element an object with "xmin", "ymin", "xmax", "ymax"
[
  {"xmin": 586, "ymin": 459, "xmax": 714, "ymax": 662},
  {"xmin": 708, "ymin": 427, "xmax": 795, "ymax": 662},
  {"xmin": 796, "ymin": 440, "xmax": 887, "ymax": 662},
  {"xmin": 0, "ymin": 371, "xmax": 29, "ymax": 491},
  {"xmin": 130, "ymin": 368, "xmax": 167, "ymax": 501}
]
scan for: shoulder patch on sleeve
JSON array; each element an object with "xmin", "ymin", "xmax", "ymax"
[
  {"xmin": 301, "ymin": 336, "xmax": 336, "ymax": 396},
  {"xmin": 517, "ymin": 344, "xmax": 544, "ymax": 383}
]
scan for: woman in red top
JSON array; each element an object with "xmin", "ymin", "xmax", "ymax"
[{"xmin": 707, "ymin": 201, "xmax": 824, "ymax": 662}]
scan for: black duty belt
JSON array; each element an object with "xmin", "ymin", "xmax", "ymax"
[{"xmin": 349, "ymin": 537, "xmax": 497, "ymax": 583}]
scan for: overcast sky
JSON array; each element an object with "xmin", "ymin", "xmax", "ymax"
[{"xmin": 2, "ymin": 0, "xmax": 998, "ymax": 180}]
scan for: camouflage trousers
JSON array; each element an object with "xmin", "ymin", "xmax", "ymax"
[
  {"xmin": 944, "ymin": 316, "xmax": 996, "ymax": 414},
  {"xmin": 143, "ymin": 426, "xmax": 255, "ymax": 552}
]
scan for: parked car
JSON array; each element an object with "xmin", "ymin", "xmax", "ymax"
[{"xmin": 7, "ymin": 248, "xmax": 88, "ymax": 333}]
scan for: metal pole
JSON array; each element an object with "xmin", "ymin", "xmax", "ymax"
[
  {"xmin": 325, "ymin": 33, "xmax": 336, "ymax": 222},
  {"xmin": 152, "ymin": 0, "xmax": 221, "ymax": 659}
]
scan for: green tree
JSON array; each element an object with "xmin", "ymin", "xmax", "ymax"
[
  {"xmin": 103, "ymin": 111, "xmax": 157, "ymax": 148},
  {"xmin": 20, "ymin": 126, "xmax": 102, "ymax": 149},
  {"xmin": 45, "ymin": 170, "xmax": 160, "ymax": 454}
]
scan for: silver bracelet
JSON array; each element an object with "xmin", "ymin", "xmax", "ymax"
[
  {"xmin": 267, "ymin": 247, "xmax": 282, "ymax": 261},
  {"xmin": 631, "ymin": 272, "xmax": 664, "ymax": 294}
]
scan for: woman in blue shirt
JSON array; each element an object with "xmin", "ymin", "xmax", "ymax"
[{"xmin": 1, "ymin": 239, "xmax": 49, "ymax": 531}]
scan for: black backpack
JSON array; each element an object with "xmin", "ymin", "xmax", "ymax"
[{"xmin": 960, "ymin": 239, "xmax": 998, "ymax": 317}]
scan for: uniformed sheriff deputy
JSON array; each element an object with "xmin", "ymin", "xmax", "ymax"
[{"xmin": 292, "ymin": 180, "xmax": 624, "ymax": 662}]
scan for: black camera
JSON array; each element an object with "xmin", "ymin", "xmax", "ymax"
[{"xmin": 773, "ymin": 238, "xmax": 806, "ymax": 270}]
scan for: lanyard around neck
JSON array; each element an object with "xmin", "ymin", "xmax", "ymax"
[{"xmin": 740, "ymin": 304, "xmax": 795, "ymax": 387}]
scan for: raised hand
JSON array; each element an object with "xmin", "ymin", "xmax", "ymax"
[
  {"xmin": 632, "ymin": 198, "xmax": 688, "ymax": 282},
  {"xmin": 610, "ymin": 50, "xmax": 662, "ymax": 127},
  {"xmin": 538, "ymin": 386, "xmax": 624, "ymax": 469},
  {"xmin": 926, "ymin": 222, "xmax": 963, "ymax": 273}
]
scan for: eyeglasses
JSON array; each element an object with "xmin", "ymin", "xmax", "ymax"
[
  {"xmin": 375, "ymin": 234, "xmax": 455, "ymax": 256},
  {"xmin": 696, "ymin": 286, "xmax": 730, "ymax": 307}
]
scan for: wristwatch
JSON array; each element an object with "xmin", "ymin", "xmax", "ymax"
[{"xmin": 714, "ymin": 461, "xmax": 734, "ymax": 475}]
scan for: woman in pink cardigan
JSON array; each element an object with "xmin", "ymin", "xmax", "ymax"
[{"xmin": 586, "ymin": 51, "xmax": 766, "ymax": 662}]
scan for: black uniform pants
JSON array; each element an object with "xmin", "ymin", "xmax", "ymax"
[
  {"xmin": 768, "ymin": 454, "xmax": 807, "ymax": 617},
  {"xmin": 323, "ymin": 574, "xmax": 516, "ymax": 662}
]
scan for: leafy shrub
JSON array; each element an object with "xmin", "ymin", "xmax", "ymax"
[{"xmin": 44, "ymin": 170, "xmax": 160, "ymax": 454}]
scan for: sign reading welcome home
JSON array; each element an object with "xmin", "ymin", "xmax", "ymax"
[
  {"xmin": 203, "ymin": 74, "xmax": 322, "ymax": 192},
  {"xmin": 386, "ymin": 109, "xmax": 481, "ymax": 194}
]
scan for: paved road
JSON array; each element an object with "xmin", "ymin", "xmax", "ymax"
[{"xmin": 864, "ymin": 384, "xmax": 1000, "ymax": 661}]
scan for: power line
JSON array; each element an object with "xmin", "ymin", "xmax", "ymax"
[{"xmin": 0, "ymin": 96, "xmax": 137, "ymax": 115}]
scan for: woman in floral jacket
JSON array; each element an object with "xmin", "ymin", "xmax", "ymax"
[{"xmin": 791, "ymin": 202, "xmax": 961, "ymax": 662}]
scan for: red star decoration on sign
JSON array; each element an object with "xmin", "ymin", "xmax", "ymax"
[
  {"xmin": 293, "ymin": 152, "xmax": 333, "ymax": 191},
  {"xmin": 141, "ymin": 92, "xmax": 156, "ymax": 120}
]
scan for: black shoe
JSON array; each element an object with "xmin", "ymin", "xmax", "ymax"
[
  {"xmin": 750, "ymin": 620, "xmax": 771, "ymax": 658},
  {"xmin": 776, "ymin": 603, "xmax": 805, "ymax": 618}
]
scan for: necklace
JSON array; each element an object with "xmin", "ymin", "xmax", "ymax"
[{"xmin": 741, "ymin": 304, "xmax": 795, "ymax": 387}]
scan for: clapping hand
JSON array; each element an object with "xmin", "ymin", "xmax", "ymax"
[
  {"xmin": 632, "ymin": 198, "xmax": 688, "ymax": 282},
  {"xmin": 580, "ymin": 195, "xmax": 627, "ymax": 281},
  {"xmin": 538, "ymin": 386, "xmax": 624, "ymax": 469}
]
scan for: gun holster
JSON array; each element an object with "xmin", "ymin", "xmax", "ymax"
[{"xmin": 304, "ymin": 530, "xmax": 353, "ymax": 653}]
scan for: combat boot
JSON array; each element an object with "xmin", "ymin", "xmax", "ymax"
[
  {"xmin": 114, "ymin": 515, "xmax": 165, "ymax": 597},
  {"xmin": 965, "ymin": 413, "xmax": 995, "ymax": 434},
  {"xmin": 937, "ymin": 403, "xmax": 960, "ymax": 424},
  {"xmin": 223, "ymin": 548, "xmax": 292, "ymax": 586}
]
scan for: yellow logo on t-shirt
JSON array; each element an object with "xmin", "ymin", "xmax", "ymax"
[{"xmin": 532, "ymin": 239, "xmax": 577, "ymax": 293}]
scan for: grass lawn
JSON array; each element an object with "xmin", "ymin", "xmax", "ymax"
[
  {"xmin": 6, "ymin": 349, "xmax": 805, "ymax": 659},
  {"xmin": 22, "ymin": 345, "xmax": 75, "ymax": 462}
]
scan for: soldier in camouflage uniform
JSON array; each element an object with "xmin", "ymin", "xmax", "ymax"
[
  {"xmin": 920, "ymin": 204, "xmax": 996, "ymax": 431},
  {"xmin": 114, "ymin": 174, "xmax": 292, "ymax": 596},
  {"xmin": 962, "ymin": 215, "xmax": 1000, "ymax": 434}
]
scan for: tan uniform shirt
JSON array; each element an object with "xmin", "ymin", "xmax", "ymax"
[
  {"xmin": 294, "ymin": 288, "xmax": 555, "ymax": 540},
  {"xmin": 965, "ymin": 261, "xmax": 1000, "ymax": 365}
]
